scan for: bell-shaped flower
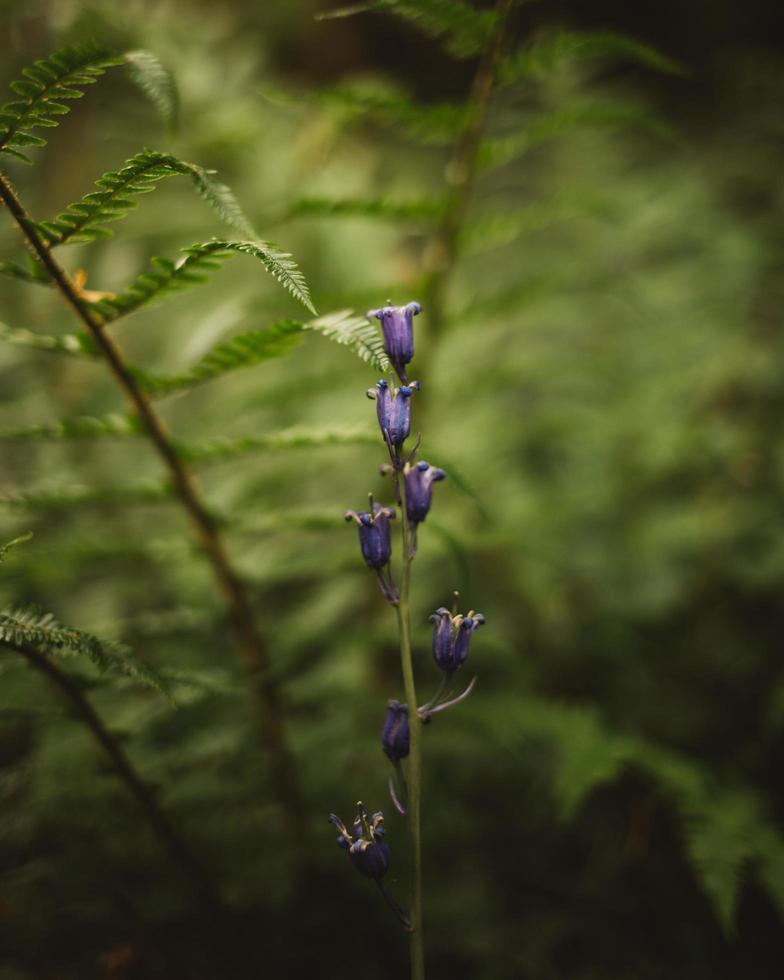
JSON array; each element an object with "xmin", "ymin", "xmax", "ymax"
[
  {"xmin": 368, "ymin": 301, "xmax": 421, "ymax": 383},
  {"xmin": 430, "ymin": 606, "xmax": 485, "ymax": 672},
  {"xmin": 381, "ymin": 700, "xmax": 410, "ymax": 763},
  {"xmin": 404, "ymin": 460, "xmax": 446, "ymax": 526},
  {"xmin": 328, "ymin": 804, "xmax": 390, "ymax": 879},
  {"xmin": 344, "ymin": 502, "xmax": 395, "ymax": 569},
  {"xmin": 367, "ymin": 379, "xmax": 420, "ymax": 449}
]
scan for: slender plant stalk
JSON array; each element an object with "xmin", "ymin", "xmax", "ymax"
[
  {"xmin": 0, "ymin": 170, "xmax": 305, "ymax": 836},
  {"xmin": 5, "ymin": 641, "xmax": 222, "ymax": 909},
  {"xmin": 395, "ymin": 476, "xmax": 425, "ymax": 980},
  {"xmin": 423, "ymin": 0, "xmax": 514, "ymax": 337}
]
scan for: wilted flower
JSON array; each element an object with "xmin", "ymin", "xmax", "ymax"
[
  {"xmin": 381, "ymin": 700, "xmax": 410, "ymax": 763},
  {"xmin": 367, "ymin": 379, "xmax": 420, "ymax": 449},
  {"xmin": 404, "ymin": 460, "xmax": 446, "ymax": 526},
  {"xmin": 430, "ymin": 606, "xmax": 485, "ymax": 672},
  {"xmin": 344, "ymin": 502, "xmax": 395, "ymax": 569},
  {"xmin": 368, "ymin": 301, "xmax": 421, "ymax": 383},
  {"xmin": 328, "ymin": 804, "xmax": 390, "ymax": 879}
]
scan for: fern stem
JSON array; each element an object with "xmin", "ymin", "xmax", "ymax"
[
  {"xmin": 6, "ymin": 641, "xmax": 222, "ymax": 907},
  {"xmin": 0, "ymin": 169, "xmax": 306, "ymax": 839},
  {"xmin": 395, "ymin": 475, "xmax": 425, "ymax": 980},
  {"xmin": 423, "ymin": 0, "xmax": 514, "ymax": 335}
]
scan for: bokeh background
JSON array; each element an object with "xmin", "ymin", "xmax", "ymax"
[{"xmin": 2, "ymin": 1, "xmax": 784, "ymax": 977}]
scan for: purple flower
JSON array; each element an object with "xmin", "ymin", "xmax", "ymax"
[
  {"xmin": 328, "ymin": 804, "xmax": 391, "ymax": 879},
  {"xmin": 381, "ymin": 700, "xmax": 410, "ymax": 763},
  {"xmin": 367, "ymin": 379, "xmax": 420, "ymax": 448},
  {"xmin": 368, "ymin": 301, "xmax": 421, "ymax": 383},
  {"xmin": 345, "ymin": 502, "xmax": 395, "ymax": 569},
  {"xmin": 430, "ymin": 606, "xmax": 485, "ymax": 673},
  {"xmin": 404, "ymin": 460, "xmax": 446, "ymax": 525}
]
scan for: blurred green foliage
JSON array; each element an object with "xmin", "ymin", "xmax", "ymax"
[{"xmin": 2, "ymin": 1, "xmax": 784, "ymax": 978}]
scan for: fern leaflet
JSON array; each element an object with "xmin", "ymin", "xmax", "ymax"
[
  {"xmin": 0, "ymin": 605, "xmax": 171, "ymax": 698},
  {"xmin": 289, "ymin": 195, "xmax": 445, "ymax": 222},
  {"xmin": 90, "ymin": 239, "xmax": 314, "ymax": 322},
  {"xmin": 0, "ymin": 413, "xmax": 140, "ymax": 443},
  {"xmin": 123, "ymin": 50, "xmax": 179, "ymax": 131},
  {"xmin": 0, "ymin": 320, "xmax": 98, "ymax": 358},
  {"xmin": 304, "ymin": 309, "xmax": 390, "ymax": 372},
  {"xmin": 35, "ymin": 150, "xmax": 257, "ymax": 246},
  {"xmin": 0, "ymin": 45, "xmax": 123, "ymax": 161},
  {"xmin": 0, "ymin": 532, "xmax": 33, "ymax": 562}
]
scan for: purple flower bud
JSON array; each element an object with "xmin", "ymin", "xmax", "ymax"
[
  {"xmin": 429, "ymin": 606, "xmax": 485, "ymax": 672},
  {"xmin": 368, "ymin": 301, "xmax": 421, "ymax": 383},
  {"xmin": 404, "ymin": 460, "xmax": 446, "ymax": 525},
  {"xmin": 381, "ymin": 700, "xmax": 410, "ymax": 763},
  {"xmin": 328, "ymin": 805, "xmax": 390, "ymax": 879},
  {"xmin": 345, "ymin": 502, "xmax": 396, "ymax": 569},
  {"xmin": 367, "ymin": 379, "xmax": 420, "ymax": 448}
]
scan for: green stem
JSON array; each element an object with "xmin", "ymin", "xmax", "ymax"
[{"xmin": 395, "ymin": 475, "xmax": 425, "ymax": 980}]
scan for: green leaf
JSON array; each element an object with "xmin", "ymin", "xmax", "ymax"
[
  {"xmin": 123, "ymin": 50, "xmax": 180, "ymax": 131},
  {"xmin": 0, "ymin": 413, "xmax": 140, "ymax": 443},
  {"xmin": 0, "ymin": 531, "xmax": 33, "ymax": 563},
  {"xmin": 0, "ymin": 605, "xmax": 171, "ymax": 699},
  {"xmin": 303, "ymin": 309, "xmax": 390, "ymax": 372},
  {"xmin": 92, "ymin": 239, "xmax": 314, "ymax": 322},
  {"xmin": 179, "ymin": 427, "xmax": 377, "ymax": 464},
  {"xmin": 36, "ymin": 150, "xmax": 257, "ymax": 246},
  {"xmin": 0, "ymin": 256, "xmax": 50, "ymax": 286},
  {"xmin": 136, "ymin": 320, "xmax": 304, "ymax": 394},
  {"xmin": 0, "ymin": 320, "xmax": 98, "ymax": 358},
  {"xmin": 479, "ymin": 103, "xmax": 676, "ymax": 171},
  {"xmin": 0, "ymin": 45, "xmax": 123, "ymax": 157},
  {"xmin": 500, "ymin": 29, "xmax": 684, "ymax": 86},
  {"xmin": 289, "ymin": 195, "xmax": 445, "ymax": 222},
  {"xmin": 317, "ymin": 0, "xmax": 497, "ymax": 58}
]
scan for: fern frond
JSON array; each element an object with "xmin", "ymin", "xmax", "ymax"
[
  {"xmin": 0, "ymin": 413, "xmax": 140, "ymax": 443},
  {"xmin": 123, "ymin": 50, "xmax": 180, "ymax": 131},
  {"xmin": 0, "ymin": 256, "xmax": 50, "ymax": 286},
  {"xmin": 0, "ymin": 605, "xmax": 170, "ymax": 698},
  {"xmin": 0, "ymin": 45, "xmax": 123, "ymax": 161},
  {"xmin": 317, "ymin": 84, "xmax": 466, "ymax": 144},
  {"xmin": 317, "ymin": 0, "xmax": 496, "ymax": 58},
  {"xmin": 137, "ymin": 321, "xmax": 303, "ymax": 395},
  {"xmin": 304, "ymin": 309, "xmax": 390, "ymax": 372},
  {"xmin": 91, "ymin": 239, "xmax": 314, "ymax": 322},
  {"xmin": 479, "ymin": 103, "xmax": 676, "ymax": 171},
  {"xmin": 0, "ymin": 531, "xmax": 33, "ymax": 562},
  {"xmin": 36, "ymin": 151, "xmax": 257, "ymax": 246},
  {"xmin": 0, "ymin": 481, "xmax": 171, "ymax": 512},
  {"xmin": 0, "ymin": 321, "xmax": 98, "ymax": 358},
  {"xmin": 289, "ymin": 195, "xmax": 444, "ymax": 222},
  {"xmin": 500, "ymin": 29, "xmax": 684, "ymax": 86},
  {"xmin": 179, "ymin": 427, "xmax": 377, "ymax": 465}
]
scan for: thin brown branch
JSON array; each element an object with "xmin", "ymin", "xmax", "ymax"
[
  {"xmin": 0, "ymin": 169, "xmax": 305, "ymax": 836},
  {"xmin": 422, "ymin": 0, "xmax": 515, "ymax": 336},
  {"xmin": 7, "ymin": 641, "xmax": 221, "ymax": 909}
]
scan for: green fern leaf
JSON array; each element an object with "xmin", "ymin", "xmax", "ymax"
[
  {"xmin": 303, "ymin": 309, "xmax": 390, "ymax": 372},
  {"xmin": 478, "ymin": 103, "xmax": 676, "ymax": 171},
  {"xmin": 500, "ymin": 29, "xmax": 684, "ymax": 86},
  {"xmin": 92, "ymin": 239, "xmax": 314, "ymax": 322},
  {"xmin": 36, "ymin": 150, "xmax": 257, "ymax": 246},
  {"xmin": 0, "ymin": 605, "xmax": 171, "ymax": 698},
  {"xmin": 317, "ymin": 0, "xmax": 496, "ymax": 58},
  {"xmin": 0, "ymin": 413, "xmax": 140, "ymax": 443},
  {"xmin": 316, "ymin": 83, "xmax": 466, "ymax": 144},
  {"xmin": 0, "ymin": 256, "xmax": 50, "ymax": 285},
  {"xmin": 289, "ymin": 195, "xmax": 444, "ymax": 222},
  {"xmin": 0, "ymin": 320, "xmax": 98, "ymax": 358},
  {"xmin": 0, "ymin": 45, "xmax": 123, "ymax": 159},
  {"xmin": 123, "ymin": 50, "xmax": 180, "ymax": 131},
  {"xmin": 0, "ymin": 532, "xmax": 33, "ymax": 562},
  {"xmin": 0, "ymin": 481, "xmax": 171, "ymax": 512},
  {"xmin": 138, "ymin": 320, "xmax": 304, "ymax": 395},
  {"xmin": 179, "ymin": 427, "xmax": 377, "ymax": 464}
]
